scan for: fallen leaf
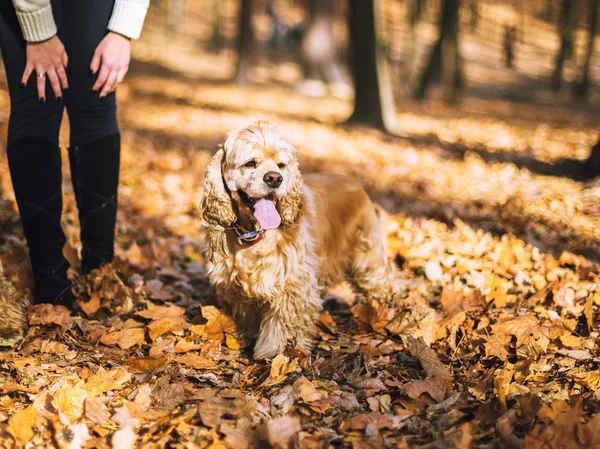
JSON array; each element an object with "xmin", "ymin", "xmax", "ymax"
[
  {"xmin": 100, "ymin": 328, "xmax": 145, "ymax": 350},
  {"xmin": 263, "ymin": 355, "xmax": 301, "ymax": 387},
  {"xmin": 7, "ymin": 405, "xmax": 36, "ymax": 446}
]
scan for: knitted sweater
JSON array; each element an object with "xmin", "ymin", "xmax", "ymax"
[{"xmin": 12, "ymin": 0, "xmax": 150, "ymax": 42}]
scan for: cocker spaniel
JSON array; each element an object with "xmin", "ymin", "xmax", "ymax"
[{"xmin": 200, "ymin": 122, "xmax": 399, "ymax": 359}]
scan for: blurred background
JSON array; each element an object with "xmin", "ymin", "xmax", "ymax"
[{"xmin": 0, "ymin": 0, "xmax": 599, "ymax": 294}]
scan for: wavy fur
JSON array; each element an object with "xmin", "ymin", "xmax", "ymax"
[{"xmin": 200, "ymin": 122, "xmax": 401, "ymax": 359}]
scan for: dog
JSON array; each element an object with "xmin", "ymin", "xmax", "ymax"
[{"xmin": 200, "ymin": 122, "xmax": 399, "ymax": 359}]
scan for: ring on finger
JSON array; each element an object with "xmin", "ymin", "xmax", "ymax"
[{"xmin": 37, "ymin": 72, "xmax": 46, "ymax": 78}]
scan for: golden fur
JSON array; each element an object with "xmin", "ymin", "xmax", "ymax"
[{"xmin": 200, "ymin": 122, "xmax": 399, "ymax": 359}]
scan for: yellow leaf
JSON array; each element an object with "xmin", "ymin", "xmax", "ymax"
[
  {"xmin": 84, "ymin": 367, "xmax": 132, "ymax": 396},
  {"xmin": 53, "ymin": 380, "xmax": 87, "ymax": 421},
  {"xmin": 7, "ymin": 405, "xmax": 36, "ymax": 446},
  {"xmin": 263, "ymin": 355, "xmax": 301, "ymax": 387},
  {"xmin": 495, "ymin": 363, "xmax": 515, "ymax": 410},
  {"xmin": 225, "ymin": 334, "xmax": 241, "ymax": 350},
  {"xmin": 184, "ymin": 245, "xmax": 204, "ymax": 263}
]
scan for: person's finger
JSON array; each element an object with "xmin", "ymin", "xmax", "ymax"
[
  {"xmin": 62, "ymin": 49, "xmax": 68, "ymax": 68},
  {"xmin": 92, "ymin": 65, "xmax": 110, "ymax": 91},
  {"xmin": 57, "ymin": 65, "xmax": 68, "ymax": 90},
  {"xmin": 36, "ymin": 67, "xmax": 46, "ymax": 101},
  {"xmin": 100, "ymin": 70, "xmax": 118, "ymax": 98},
  {"xmin": 116, "ymin": 66, "xmax": 128, "ymax": 86},
  {"xmin": 90, "ymin": 49, "xmax": 101, "ymax": 75},
  {"xmin": 47, "ymin": 68, "xmax": 62, "ymax": 100},
  {"xmin": 21, "ymin": 64, "xmax": 33, "ymax": 88}
]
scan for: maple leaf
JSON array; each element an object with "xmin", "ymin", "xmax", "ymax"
[
  {"xmin": 492, "ymin": 315, "xmax": 552, "ymax": 356},
  {"xmin": 256, "ymin": 417, "xmax": 301, "ymax": 449},
  {"xmin": 84, "ymin": 367, "xmax": 132, "ymax": 396}
]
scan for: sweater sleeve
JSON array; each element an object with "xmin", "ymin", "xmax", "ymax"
[
  {"xmin": 12, "ymin": 0, "xmax": 58, "ymax": 42},
  {"xmin": 107, "ymin": 0, "xmax": 150, "ymax": 40}
]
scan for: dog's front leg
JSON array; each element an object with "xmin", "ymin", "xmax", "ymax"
[{"xmin": 253, "ymin": 286, "xmax": 322, "ymax": 359}]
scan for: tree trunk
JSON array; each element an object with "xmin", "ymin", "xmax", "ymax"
[
  {"xmin": 234, "ymin": 0, "xmax": 254, "ymax": 85},
  {"xmin": 404, "ymin": 0, "xmax": 422, "ymax": 82},
  {"xmin": 551, "ymin": 0, "xmax": 576, "ymax": 90},
  {"xmin": 413, "ymin": 0, "xmax": 463, "ymax": 102},
  {"xmin": 210, "ymin": 0, "xmax": 224, "ymax": 51},
  {"xmin": 346, "ymin": 0, "xmax": 397, "ymax": 132},
  {"xmin": 573, "ymin": 0, "xmax": 598, "ymax": 97}
]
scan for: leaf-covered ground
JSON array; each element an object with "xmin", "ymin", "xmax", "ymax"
[{"xmin": 1, "ymin": 5, "xmax": 600, "ymax": 448}]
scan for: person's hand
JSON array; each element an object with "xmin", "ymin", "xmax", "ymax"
[
  {"xmin": 90, "ymin": 32, "xmax": 131, "ymax": 98},
  {"xmin": 22, "ymin": 35, "xmax": 69, "ymax": 102}
]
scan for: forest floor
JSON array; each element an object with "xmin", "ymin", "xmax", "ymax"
[{"xmin": 1, "ymin": 8, "xmax": 600, "ymax": 449}]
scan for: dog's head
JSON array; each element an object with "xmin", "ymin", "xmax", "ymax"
[{"xmin": 200, "ymin": 122, "xmax": 303, "ymax": 242}]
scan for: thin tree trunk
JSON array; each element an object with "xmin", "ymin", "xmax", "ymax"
[
  {"xmin": 413, "ymin": 0, "xmax": 462, "ymax": 101},
  {"xmin": 551, "ymin": 0, "xmax": 576, "ymax": 90},
  {"xmin": 573, "ymin": 0, "xmax": 599, "ymax": 97},
  {"xmin": 404, "ymin": 0, "xmax": 422, "ymax": 82},
  {"xmin": 210, "ymin": 0, "xmax": 224, "ymax": 51},
  {"xmin": 346, "ymin": 0, "xmax": 397, "ymax": 132},
  {"xmin": 234, "ymin": 0, "xmax": 254, "ymax": 85}
]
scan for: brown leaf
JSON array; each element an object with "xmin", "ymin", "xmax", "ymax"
[
  {"xmin": 404, "ymin": 336, "xmax": 453, "ymax": 399},
  {"xmin": 492, "ymin": 315, "xmax": 552, "ymax": 354},
  {"xmin": 330, "ymin": 392, "xmax": 361, "ymax": 411},
  {"xmin": 84, "ymin": 397, "xmax": 111, "ymax": 425},
  {"xmin": 293, "ymin": 377, "xmax": 330, "ymax": 413},
  {"xmin": 28, "ymin": 304, "xmax": 73, "ymax": 329},
  {"xmin": 84, "ymin": 367, "xmax": 132, "ymax": 396},
  {"xmin": 7, "ymin": 405, "xmax": 36, "ymax": 446},
  {"xmin": 100, "ymin": 328, "xmax": 145, "ymax": 350},
  {"xmin": 147, "ymin": 315, "xmax": 189, "ymax": 341},
  {"xmin": 440, "ymin": 288, "xmax": 486, "ymax": 317},
  {"xmin": 126, "ymin": 355, "xmax": 168, "ymax": 372},
  {"xmin": 341, "ymin": 412, "xmax": 406, "ymax": 432},
  {"xmin": 175, "ymin": 353, "xmax": 219, "ymax": 370},
  {"xmin": 263, "ymin": 355, "xmax": 301, "ymax": 388},
  {"xmin": 256, "ymin": 417, "xmax": 301, "ymax": 449},
  {"xmin": 136, "ymin": 302, "xmax": 186, "ymax": 320}
]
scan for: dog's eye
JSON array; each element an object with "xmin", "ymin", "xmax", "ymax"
[
  {"xmin": 244, "ymin": 160, "xmax": 257, "ymax": 168},
  {"xmin": 277, "ymin": 163, "xmax": 286, "ymax": 169}
]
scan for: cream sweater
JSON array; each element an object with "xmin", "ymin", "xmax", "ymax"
[{"xmin": 13, "ymin": 0, "xmax": 150, "ymax": 42}]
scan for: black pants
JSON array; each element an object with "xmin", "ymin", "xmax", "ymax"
[{"xmin": 0, "ymin": 0, "xmax": 118, "ymax": 146}]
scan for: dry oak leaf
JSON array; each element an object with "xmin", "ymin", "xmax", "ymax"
[
  {"xmin": 126, "ymin": 355, "xmax": 168, "ymax": 372},
  {"xmin": 147, "ymin": 315, "xmax": 190, "ymax": 341},
  {"xmin": 84, "ymin": 367, "xmax": 132, "ymax": 396},
  {"xmin": 100, "ymin": 328, "xmax": 145, "ymax": 350},
  {"xmin": 28, "ymin": 304, "xmax": 74, "ymax": 329},
  {"xmin": 403, "ymin": 336, "xmax": 453, "ymax": 401},
  {"xmin": 175, "ymin": 353, "xmax": 219, "ymax": 370},
  {"xmin": 199, "ymin": 305, "xmax": 237, "ymax": 343},
  {"xmin": 330, "ymin": 392, "xmax": 361, "ymax": 411},
  {"xmin": 341, "ymin": 412, "xmax": 407, "ymax": 433},
  {"xmin": 293, "ymin": 376, "xmax": 330, "ymax": 413},
  {"xmin": 84, "ymin": 397, "xmax": 111, "ymax": 425},
  {"xmin": 440, "ymin": 288, "xmax": 486, "ymax": 317},
  {"xmin": 263, "ymin": 355, "xmax": 301, "ymax": 388},
  {"xmin": 136, "ymin": 302, "xmax": 186, "ymax": 320},
  {"xmin": 7, "ymin": 405, "xmax": 36, "ymax": 446},
  {"xmin": 256, "ymin": 416, "xmax": 301, "ymax": 449},
  {"xmin": 351, "ymin": 299, "xmax": 396, "ymax": 334},
  {"xmin": 570, "ymin": 369, "xmax": 600, "ymax": 391}
]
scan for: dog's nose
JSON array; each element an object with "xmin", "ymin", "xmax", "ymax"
[{"xmin": 263, "ymin": 171, "xmax": 283, "ymax": 188}]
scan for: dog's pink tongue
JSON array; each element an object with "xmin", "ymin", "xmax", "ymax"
[{"xmin": 253, "ymin": 198, "xmax": 281, "ymax": 230}]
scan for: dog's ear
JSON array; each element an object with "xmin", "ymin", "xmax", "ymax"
[
  {"xmin": 278, "ymin": 159, "xmax": 303, "ymax": 225},
  {"xmin": 200, "ymin": 149, "xmax": 237, "ymax": 229}
]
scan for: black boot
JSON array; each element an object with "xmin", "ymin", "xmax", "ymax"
[
  {"xmin": 68, "ymin": 133, "xmax": 120, "ymax": 274},
  {"xmin": 7, "ymin": 138, "xmax": 73, "ymax": 307}
]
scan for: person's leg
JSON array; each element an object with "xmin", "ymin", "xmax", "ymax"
[
  {"xmin": 62, "ymin": 1, "xmax": 120, "ymax": 273},
  {"xmin": 0, "ymin": 2, "xmax": 72, "ymax": 306}
]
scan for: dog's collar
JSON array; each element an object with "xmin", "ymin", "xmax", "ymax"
[{"xmin": 234, "ymin": 224, "xmax": 265, "ymax": 246}]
